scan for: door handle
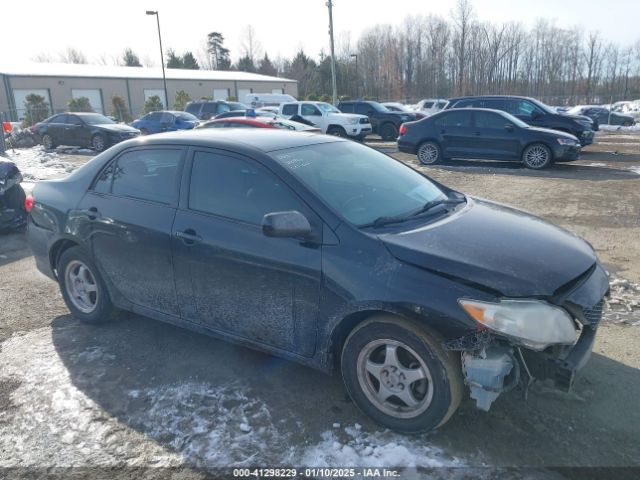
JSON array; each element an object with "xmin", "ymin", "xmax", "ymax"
[
  {"xmin": 175, "ymin": 229, "xmax": 201, "ymax": 245},
  {"xmin": 80, "ymin": 207, "xmax": 101, "ymax": 220}
]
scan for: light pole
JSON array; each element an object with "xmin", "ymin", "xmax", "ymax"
[
  {"xmin": 350, "ymin": 54, "xmax": 358, "ymax": 99},
  {"xmin": 326, "ymin": 0, "xmax": 338, "ymax": 105},
  {"xmin": 146, "ymin": 10, "xmax": 168, "ymax": 109}
]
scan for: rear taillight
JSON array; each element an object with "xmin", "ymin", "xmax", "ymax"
[
  {"xmin": 25, "ymin": 194, "xmax": 35, "ymax": 213},
  {"xmin": 399, "ymin": 124, "xmax": 407, "ymax": 136}
]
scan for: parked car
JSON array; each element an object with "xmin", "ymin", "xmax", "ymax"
[
  {"xmin": 257, "ymin": 106, "xmax": 280, "ymax": 115},
  {"xmin": 383, "ymin": 102, "xmax": 426, "ymax": 119},
  {"xmin": 132, "ymin": 111, "xmax": 200, "ymax": 135},
  {"xmin": 31, "ymin": 113, "xmax": 140, "ymax": 151},
  {"xmin": 214, "ymin": 110, "xmax": 284, "ymax": 120},
  {"xmin": 245, "ymin": 93, "xmax": 297, "ymax": 108},
  {"xmin": 196, "ymin": 116, "xmax": 321, "ymax": 132},
  {"xmin": 185, "ymin": 100, "xmax": 248, "ymax": 120},
  {"xmin": 0, "ymin": 160, "xmax": 26, "ymax": 231},
  {"xmin": 414, "ymin": 99, "xmax": 448, "ymax": 117},
  {"xmin": 444, "ymin": 96, "xmax": 595, "ymax": 146},
  {"xmin": 398, "ymin": 108, "xmax": 581, "ymax": 169},
  {"xmin": 566, "ymin": 106, "xmax": 635, "ymax": 127},
  {"xmin": 27, "ymin": 129, "xmax": 608, "ymax": 433},
  {"xmin": 279, "ymin": 101, "xmax": 372, "ymax": 140},
  {"xmin": 338, "ymin": 100, "xmax": 417, "ymax": 140}
]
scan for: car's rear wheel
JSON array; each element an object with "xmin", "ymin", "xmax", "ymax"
[
  {"xmin": 327, "ymin": 126, "xmax": 347, "ymax": 137},
  {"xmin": 522, "ymin": 143, "xmax": 552, "ymax": 169},
  {"xmin": 41, "ymin": 134, "xmax": 55, "ymax": 150},
  {"xmin": 92, "ymin": 134, "xmax": 107, "ymax": 152},
  {"xmin": 341, "ymin": 315, "xmax": 463, "ymax": 433},
  {"xmin": 380, "ymin": 123, "xmax": 398, "ymax": 141},
  {"xmin": 58, "ymin": 247, "xmax": 117, "ymax": 324},
  {"xmin": 417, "ymin": 141, "xmax": 442, "ymax": 165}
]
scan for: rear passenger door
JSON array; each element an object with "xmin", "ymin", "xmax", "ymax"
[
  {"xmin": 47, "ymin": 114, "xmax": 68, "ymax": 144},
  {"xmin": 66, "ymin": 114, "xmax": 90, "ymax": 147},
  {"xmin": 433, "ymin": 110, "xmax": 473, "ymax": 157},
  {"xmin": 76, "ymin": 147, "xmax": 186, "ymax": 316}
]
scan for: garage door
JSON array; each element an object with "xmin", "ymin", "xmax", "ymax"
[
  {"xmin": 213, "ymin": 89, "xmax": 229, "ymax": 100},
  {"xmin": 71, "ymin": 89, "xmax": 103, "ymax": 113},
  {"xmin": 271, "ymin": 88, "xmax": 284, "ymax": 94},
  {"xmin": 237, "ymin": 89, "xmax": 251, "ymax": 105},
  {"xmin": 12, "ymin": 89, "xmax": 52, "ymax": 121}
]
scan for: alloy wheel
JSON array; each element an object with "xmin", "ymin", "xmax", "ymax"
[
  {"xmin": 524, "ymin": 144, "xmax": 550, "ymax": 168},
  {"xmin": 64, "ymin": 260, "xmax": 99, "ymax": 314},
  {"xmin": 418, "ymin": 143, "xmax": 439, "ymax": 164}
]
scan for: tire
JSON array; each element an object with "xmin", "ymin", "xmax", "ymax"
[
  {"xmin": 41, "ymin": 134, "xmax": 55, "ymax": 150},
  {"xmin": 623, "ymin": 121, "xmax": 632, "ymax": 127},
  {"xmin": 58, "ymin": 246, "xmax": 118, "ymax": 324},
  {"xmin": 91, "ymin": 134, "xmax": 107, "ymax": 152},
  {"xmin": 417, "ymin": 141, "xmax": 442, "ymax": 165},
  {"xmin": 327, "ymin": 125, "xmax": 347, "ymax": 137},
  {"xmin": 522, "ymin": 143, "xmax": 552, "ymax": 169},
  {"xmin": 380, "ymin": 123, "xmax": 398, "ymax": 141},
  {"xmin": 341, "ymin": 315, "xmax": 463, "ymax": 433}
]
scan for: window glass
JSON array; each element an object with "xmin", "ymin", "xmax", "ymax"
[
  {"xmin": 93, "ymin": 163, "xmax": 114, "ymax": 194},
  {"xmin": 201, "ymin": 122, "xmax": 226, "ymax": 128},
  {"xmin": 227, "ymin": 122, "xmax": 257, "ymax": 128},
  {"xmin": 217, "ymin": 103, "xmax": 231, "ymax": 113},
  {"xmin": 202, "ymin": 103, "xmax": 218, "ymax": 113},
  {"xmin": 483, "ymin": 99, "xmax": 507, "ymax": 110},
  {"xmin": 147, "ymin": 112, "xmax": 162, "ymax": 121},
  {"xmin": 508, "ymin": 100, "xmax": 539, "ymax": 117},
  {"xmin": 110, "ymin": 149, "xmax": 182, "ymax": 204},
  {"xmin": 53, "ymin": 114, "xmax": 68, "ymax": 124},
  {"xmin": 434, "ymin": 111, "xmax": 472, "ymax": 127},
  {"xmin": 354, "ymin": 104, "xmax": 371, "ymax": 115},
  {"xmin": 185, "ymin": 103, "xmax": 201, "ymax": 115},
  {"xmin": 339, "ymin": 103, "xmax": 354, "ymax": 113},
  {"xmin": 282, "ymin": 104, "xmax": 299, "ymax": 116},
  {"xmin": 67, "ymin": 115, "xmax": 83, "ymax": 125},
  {"xmin": 301, "ymin": 104, "xmax": 321, "ymax": 116},
  {"xmin": 452, "ymin": 99, "xmax": 473, "ymax": 108},
  {"xmin": 475, "ymin": 111, "xmax": 509, "ymax": 129},
  {"xmin": 158, "ymin": 112, "xmax": 175, "ymax": 124},
  {"xmin": 189, "ymin": 152, "xmax": 304, "ymax": 225}
]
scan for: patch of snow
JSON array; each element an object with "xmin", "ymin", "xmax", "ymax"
[
  {"xmin": 628, "ymin": 166, "xmax": 640, "ymax": 175},
  {"xmin": 604, "ymin": 275, "xmax": 640, "ymax": 326},
  {"xmin": 585, "ymin": 162, "xmax": 607, "ymax": 167},
  {"xmin": 4, "ymin": 146, "xmax": 80, "ymax": 181},
  {"xmin": 598, "ymin": 124, "xmax": 640, "ymax": 132}
]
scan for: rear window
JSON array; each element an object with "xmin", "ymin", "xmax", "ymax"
[
  {"xmin": 185, "ymin": 104, "xmax": 201, "ymax": 114},
  {"xmin": 434, "ymin": 111, "xmax": 472, "ymax": 127},
  {"xmin": 202, "ymin": 103, "xmax": 218, "ymax": 113}
]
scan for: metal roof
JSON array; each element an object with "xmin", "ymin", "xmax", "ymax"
[{"xmin": 0, "ymin": 62, "xmax": 296, "ymax": 83}]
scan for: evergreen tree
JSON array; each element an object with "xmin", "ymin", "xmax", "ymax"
[
  {"xmin": 166, "ymin": 49, "xmax": 183, "ymax": 68},
  {"xmin": 142, "ymin": 95, "xmax": 164, "ymax": 114},
  {"xmin": 207, "ymin": 32, "xmax": 231, "ymax": 70},
  {"xmin": 173, "ymin": 90, "xmax": 192, "ymax": 110},
  {"xmin": 257, "ymin": 53, "xmax": 277, "ymax": 77},
  {"xmin": 122, "ymin": 48, "xmax": 142, "ymax": 67},
  {"xmin": 22, "ymin": 94, "xmax": 50, "ymax": 127},
  {"xmin": 68, "ymin": 97, "xmax": 94, "ymax": 112},
  {"xmin": 182, "ymin": 52, "xmax": 200, "ymax": 69},
  {"xmin": 111, "ymin": 95, "xmax": 132, "ymax": 123},
  {"xmin": 236, "ymin": 54, "xmax": 256, "ymax": 72}
]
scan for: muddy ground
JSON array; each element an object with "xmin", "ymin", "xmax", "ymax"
[{"xmin": 0, "ymin": 132, "xmax": 639, "ymax": 477}]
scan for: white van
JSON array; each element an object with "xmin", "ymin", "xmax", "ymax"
[{"xmin": 245, "ymin": 93, "xmax": 297, "ymax": 108}]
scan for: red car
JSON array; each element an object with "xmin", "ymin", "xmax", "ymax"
[{"xmin": 196, "ymin": 116, "xmax": 321, "ymax": 132}]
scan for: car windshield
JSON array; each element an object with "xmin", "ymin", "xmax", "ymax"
[
  {"xmin": 529, "ymin": 98, "xmax": 557, "ymax": 115},
  {"xmin": 227, "ymin": 102, "xmax": 246, "ymax": 110},
  {"xmin": 316, "ymin": 102, "xmax": 340, "ymax": 113},
  {"xmin": 268, "ymin": 119, "xmax": 309, "ymax": 131},
  {"xmin": 269, "ymin": 141, "xmax": 447, "ymax": 227},
  {"xmin": 175, "ymin": 112, "xmax": 199, "ymax": 121},
  {"xmin": 81, "ymin": 114, "xmax": 116, "ymax": 125},
  {"xmin": 370, "ymin": 102, "xmax": 391, "ymax": 112}
]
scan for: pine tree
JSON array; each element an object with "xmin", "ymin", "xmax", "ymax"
[
  {"xmin": 207, "ymin": 32, "xmax": 231, "ymax": 70},
  {"xmin": 68, "ymin": 97, "xmax": 94, "ymax": 112},
  {"xmin": 236, "ymin": 54, "xmax": 256, "ymax": 73},
  {"xmin": 182, "ymin": 52, "xmax": 200, "ymax": 69},
  {"xmin": 122, "ymin": 48, "xmax": 142, "ymax": 67},
  {"xmin": 22, "ymin": 94, "xmax": 50, "ymax": 127},
  {"xmin": 166, "ymin": 49, "xmax": 184, "ymax": 69},
  {"xmin": 173, "ymin": 90, "xmax": 192, "ymax": 110},
  {"xmin": 258, "ymin": 53, "xmax": 277, "ymax": 77},
  {"xmin": 142, "ymin": 95, "xmax": 164, "ymax": 114}
]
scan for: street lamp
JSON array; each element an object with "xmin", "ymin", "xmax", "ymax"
[
  {"xmin": 146, "ymin": 10, "xmax": 168, "ymax": 109},
  {"xmin": 350, "ymin": 54, "xmax": 358, "ymax": 99}
]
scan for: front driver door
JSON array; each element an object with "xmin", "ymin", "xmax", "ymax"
[
  {"xmin": 472, "ymin": 111, "xmax": 520, "ymax": 159},
  {"xmin": 172, "ymin": 149, "xmax": 322, "ymax": 357},
  {"xmin": 300, "ymin": 103, "xmax": 323, "ymax": 129}
]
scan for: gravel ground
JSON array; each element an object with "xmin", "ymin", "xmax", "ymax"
[{"xmin": 1, "ymin": 133, "xmax": 639, "ymax": 477}]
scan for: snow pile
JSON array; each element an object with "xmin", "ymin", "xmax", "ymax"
[
  {"xmin": 298, "ymin": 425, "xmax": 461, "ymax": 468},
  {"xmin": 4, "ymin": 146, "xmax": 82, "ymax": 181},
  {"xmin": 604, "ymin": 276, "xmax": 640, "ymax": 326},
  {"xmin": 598, "ymin": 124, "xmax": 640, "ymax": 132}
]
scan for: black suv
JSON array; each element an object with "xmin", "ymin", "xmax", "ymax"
[
  {"xmin": 444, "ymin": 96, "xmax": 595, "ymax": 146},
  {"xmin": 338, "ymin": 100, "xmax": 417, "ymax": 140},
  {"xmin": 185, "ymin": 100, "xmax": 247, "ymax": 120}
]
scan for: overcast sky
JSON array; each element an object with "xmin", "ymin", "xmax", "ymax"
[{"xmin": 4, "ymin": 0, "xmax": 639, "ymax": 67}]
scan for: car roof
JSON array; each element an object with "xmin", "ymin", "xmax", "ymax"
[
  {"xmin": 127, "ymin": 128, "xmax": 339, "ymax": 153},
  {"xmin": 448, "ymin": 95, "xmax": 536, "ymax": 103},
  {"xmin": 210, "ymin": 117, "xmax": 273, "ymax": 126}
]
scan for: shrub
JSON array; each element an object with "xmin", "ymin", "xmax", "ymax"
[
  {"xmin": 68, "ymin": 97, "xmax": 94, "ymax": 112},
  {"xmin": 173, "ymin": 90, "xmax": 192, "ymax": 111},
  {"xmin": 111, "ymin": 95, "xmax": 132, "ymax": 123},
  {"xmin": 142, "ymin": 95, "xmax": 164, "ymax": 114},
  {"xmin": 21, "ymin": 94, "xmax": 50, "ymax": 128}
]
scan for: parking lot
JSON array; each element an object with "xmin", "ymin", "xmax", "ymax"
[{"xmin": 1, "ymin": 131, "xmax": 639, "ymax": 475}]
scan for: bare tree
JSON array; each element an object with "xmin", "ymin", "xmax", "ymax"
[
  {"xmin": 59, "ymin": 47, "xmax": 87, "ymax": 64},
  {"xmin": 240, "ymin": 25, "xmax": 263, "ymax": 65}
]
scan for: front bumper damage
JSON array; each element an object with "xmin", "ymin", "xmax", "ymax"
[{"xmin": 447, "ymin": 263, "xmax": 608, "ymax": 411}]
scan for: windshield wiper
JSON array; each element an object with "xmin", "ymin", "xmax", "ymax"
[{"xmin": 369, "ymin": 196, "xmax": 466, "ymax": 228}]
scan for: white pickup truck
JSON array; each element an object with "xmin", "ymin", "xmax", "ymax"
[{"xmin": 279, "ymin": 101, "xmax": 372, "ymax": 140}]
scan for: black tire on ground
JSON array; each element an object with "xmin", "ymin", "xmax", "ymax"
[
  {"xmin": 522, "ymin": 143, "xmax": 552, "ymax": 169},
  {"xmin": 91, "ymin": 134, "xmax": 107, "ymax": 152},
  {"xmin": 58, "ymin": 246, "xmax": 118, "ymax": 324},
  {"xmin": 41, "ymin": 134, "xmax": 55, "ymax": 150},
  {"xmin": 416, "ymin": 141, "xmax": 442, "ymax": 165},
  {"xmin": 327, "ymin": 125, "xmax": 347, "ymax": 137},
  {"xmin": 341, "ymin": 315, "xmax": 463, "ymax": 434},
  {"xmin": 380, "ymin": 123, "xmax": 398, "ymax": 141}
]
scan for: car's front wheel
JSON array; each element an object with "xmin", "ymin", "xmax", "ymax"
[
  {"xmin": 341, "ymin": 315, "xmax": 463, "ymax": 433},
  {"xmin": 522, "ymin": 143, "xmax": 552, "ymax": 169},
  {"xmin": 92, "ymin": 133, "xmax": 107, "ymax": 152},
  {"xmin": 41, "ymin": 134, "xmax": 55, "ymax": 150},
  {"xmin": 58, "ymin": 247, "xmax": 118, "ymax": 324},
  {"xmin": 327, "ymin": 126, "xmax": 347, "ymax": 137},
  {"xmin": 417, "ymin": 141, "xmax": 442, "ymax": 165}
]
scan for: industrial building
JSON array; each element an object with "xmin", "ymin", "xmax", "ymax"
[{"xmin": 0, "ymin": 62, "xmax": 298, "ymax": 121}]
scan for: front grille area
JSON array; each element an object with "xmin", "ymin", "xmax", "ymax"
[{"xmin": 583, "ymin": 300, "xmax": 604, "ymax": 324}]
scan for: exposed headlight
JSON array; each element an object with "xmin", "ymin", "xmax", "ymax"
[
  {"xmin": 557, "ymin": 138, "xmax": 577, "ymax": 145},
  {"xmin": 458, "ymin": 299, "xmax": 577, "ymax": 350},
  {"xmin": 347, "ymin": 117, "xmax": 359, "ymax": 125}
]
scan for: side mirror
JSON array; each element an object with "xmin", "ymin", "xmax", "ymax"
[
  {"xmin": 262, "ymin": 211, "xmax": 312, "ymax": 239},
  {"xmin": 504, "ymin": 124, "xmax": 514, "ymax": 132}
]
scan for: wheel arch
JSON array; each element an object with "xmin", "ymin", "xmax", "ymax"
[
  {"xmin": 49, "ymin": 238, "xmax": 82, "ymax": 278},
  {"xmin": 521, "ymin": 140, "xmax": 555, "ymax": 162}
]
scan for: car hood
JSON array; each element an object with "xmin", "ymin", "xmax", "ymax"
[
  {"xmin": 327, "ymin": 113, "xmax": 369, "ymax": 123},
  {"xmin": 95, "ymin": 124, "xmax": 140, "ymax": 133},
  {"xmin": 561, "ymin": 113, "xmax": 593, "ymax": 124},
  {"xmin": 527, "ymin": 126, "xmax": 579, "ymax": 140},
  {"xmin": 379, "ymin": 198, "xmax": 596, "ymax": 297}
]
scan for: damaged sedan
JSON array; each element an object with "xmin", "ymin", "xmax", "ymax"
[{"xmin": 26, "ymin": 130, "xmax": 609, "ymax": 433}]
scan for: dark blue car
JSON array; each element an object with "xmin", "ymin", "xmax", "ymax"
[{"xmin": 132, "ymin": 110, "xmax": 199, "ymax": 135}]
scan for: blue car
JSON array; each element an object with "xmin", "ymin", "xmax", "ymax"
[{"xmin": 132, "ymin": 110, "xmax": 199, "ymax": 135}]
